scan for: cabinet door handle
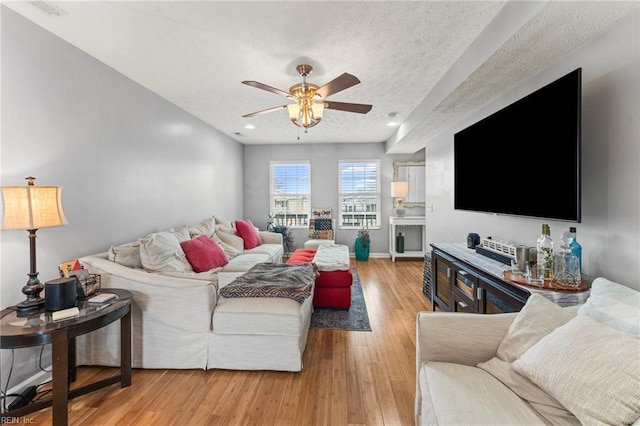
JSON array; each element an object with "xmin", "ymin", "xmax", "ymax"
[
  {"xmin": 446, "ymin": 267, "xmax": 451, "ymax": 278},
  {"xmin": 459, "ymin": 301, "xmax": 469, "ymax": 308},
  {"xmin": 477, "ymin": 287, "xmax": 483, "ymax": 300}
]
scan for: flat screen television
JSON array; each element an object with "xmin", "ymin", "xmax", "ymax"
[{"xmin": 454, "ymin": 68, "xmax": 582, "ymax": 222}]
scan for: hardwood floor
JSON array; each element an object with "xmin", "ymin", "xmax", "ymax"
[{"xmin": 29, "ymin": 258, "xmax": 430, "ymax": 425}]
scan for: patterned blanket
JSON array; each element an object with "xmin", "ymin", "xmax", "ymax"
[{"xmin": 219, "ymin": 263, "xmax": 317, "ymax": 303}]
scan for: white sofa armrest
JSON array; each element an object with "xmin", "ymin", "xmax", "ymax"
[
  {"xmin": 259, "ymin": 231, "xmax": 283, "ymax": 245},
  {"xmin": 415, "ymin": 311, "xmax": 517, "ymax": 367},
  {"xmin": 414, "ymin": 311, "xmax": 518, "ymax": 425}
]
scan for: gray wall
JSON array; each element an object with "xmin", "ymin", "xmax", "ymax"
[
  {"xmin": 1, "ymin": 7, "xmax": 244, "ymax": 387},
  {"xmin": 243, "ymin": 143, "xmax": 425, "ymax": 255},
  {"xmin": 426, "ymin": 10, "xmax": 640, "ymax": 290}
]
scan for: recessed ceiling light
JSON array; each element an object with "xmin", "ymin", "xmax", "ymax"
[{"xmin": 244, "ymin": 124, "xmax": 255, "ymax": 130}]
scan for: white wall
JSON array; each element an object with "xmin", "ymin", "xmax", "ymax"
[
  {"xmin": 243, "ymin": 143, "xmax": 425, "ymax": 255},
  {"xmin": 426, "ymin": 10, "xmax": 640, "ymax": 290},
  {"xmin": 1, "ymin": 7, "xmax": 244, "ymax": 387}
]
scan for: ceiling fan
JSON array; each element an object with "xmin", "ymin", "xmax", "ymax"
[{"xmin": 242, "ymin": 64, "xmax": 372, "ymax": 129}]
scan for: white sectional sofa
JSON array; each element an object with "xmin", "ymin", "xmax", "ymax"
[
  {"xmin": 415, "ymin": 277, "xmax": 640, "ymax": 425},
  {"xmin": 76, "ymin": 216, "xmax": 314, "ymax": 372}
]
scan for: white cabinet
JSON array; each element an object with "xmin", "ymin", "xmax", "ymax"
[{"xmin": 389, "ymin": 216, "xmax": 426, "ymax": 261}]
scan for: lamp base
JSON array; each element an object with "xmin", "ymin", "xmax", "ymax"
[
  {"xmin": 17, "ymin": 274, "xmax": 45, "ymax": 315},
  {"xmin": 16, "ymin": 297, "xmax": 45, "ymax": 315},
  {"xmin": 394, "ymin": 199, "xmax": 406, "ymax": 217}
]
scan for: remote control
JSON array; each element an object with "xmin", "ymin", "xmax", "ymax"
[
  {"xmin": 52, "ymin": 307, "xmax": 80, "ymax": 321},
  {"xmin": 88, "ymin": 293, "xmax": 116, "ymax": 304}
]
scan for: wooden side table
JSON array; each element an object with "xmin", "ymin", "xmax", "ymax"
[{"xmin": 0, "ymin": 289, "xmax": 132, "ymax": 425}]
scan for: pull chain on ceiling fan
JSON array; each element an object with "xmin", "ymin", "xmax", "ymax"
[{"xmin": 242, "ymin": 64, "xmax": 372, "ymax": 129}]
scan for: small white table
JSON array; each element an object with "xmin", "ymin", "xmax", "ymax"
[{"xmin": 389, "ymin": 216, "xmax": 426, "ymax": 261}]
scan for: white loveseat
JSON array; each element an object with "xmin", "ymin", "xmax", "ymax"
[
  {"xmin": 76, "ymin": 216, "xmax": 314, "ymax": 372},
  {"xmin": 415, "ymin": 278, "xmax": 640, "ymax": 425}
]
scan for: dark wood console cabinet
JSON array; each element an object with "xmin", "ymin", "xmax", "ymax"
[
  {"xmin": 432, "ymin": 244, "xmax": 528, "ymax": 314},
  {"xmin": 431, "ymin": 243, "xmax": 590, "ymax": 313}
]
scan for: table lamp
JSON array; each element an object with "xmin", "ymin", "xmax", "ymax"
[
  {"xmin": 391, "ymin": 181, "xmax": 409, "ymax": 217},
  {"xmin": 2, "ymin": 177, "xmax": 68, "ymax": 314}
]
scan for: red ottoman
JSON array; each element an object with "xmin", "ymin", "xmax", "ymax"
[{"xmin": 287, "ymin": 247, "xmax": 353, "ymax": 309}]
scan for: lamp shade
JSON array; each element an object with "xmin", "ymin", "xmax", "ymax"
[
  {"xmin": 2, "ymin": 184, "xmax": 67, "ymax": 230},
  {"xmin": 391, "ymin": 181, "xmax": 409, "ymax": 198}
]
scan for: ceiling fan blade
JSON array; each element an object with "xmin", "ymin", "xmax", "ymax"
[
  {"xmin": 315, "ymin": 73, "xmax": 361, "ymax": 98},
  {"xmin": 324, "ymin": 101, "xmax": 372, "ymax": 114},
  {"xmin": 242, "ymin": 81, "xmax": 291, "ymax": 98},
  {"xmin": 242, "ymin": 105, "xmax": 288, "ymax": 118}
]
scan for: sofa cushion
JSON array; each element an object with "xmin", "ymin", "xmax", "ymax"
[
  {"xmin": 139, "ymin": 231, "xmax": 193, "ymax": 273},
  {"xmin": 107, "ymin": 241, "xmax": 142, "ymax": 269},
  {"xmin": 221, "ymin": 253, "xmax": 270, "ymax": 273},
  {"xmin": 180, "ymin": 235, "xmax": 228, "ymax": 272},
  {"xmin": 235, "ymin": 219, "xmax": 262, "ymax": 250},
  {"xmin": 418, "ymin": 362, "xmax": 547, "ymax": 425},
  {"xmin": 244, "ymin": 243, "xmax": 283, "ymax": 261},
  {"xmin": 513, "ymin": 314, "xmax": 640, "ymax": 426},
  {"xmin": 577, "ymin": 277, "xmax": 640, "ymax": 335},
  {"xmin": 214, "ymin": 296, "xmax": 313, "ymax": 336},
  {"xmin": 497, "ymin": 293, "xmax": 576, "ymax": 363}
]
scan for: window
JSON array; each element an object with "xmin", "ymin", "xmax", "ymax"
[
  {"xmin": 339, "ymin": 160, "xmax": 380, "ymax": 229},
  {"xmin": 270, "ymin": 161, "xmax": 310, "ymax": 228}
]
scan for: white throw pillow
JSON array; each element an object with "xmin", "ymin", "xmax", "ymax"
[
  {"xmin": 189, "ymin": 216, "xmax": 216, "ymax": 238},
  {"xmin": 496, "ymin": 293, "xmax": 576, "ymax": 363},
  {"xmin": 477, "ymin": 357, "xmax": 579, "ymax": 425},
  {"xmin": 107, "ymin": 241, "xmax": 142, "ymax": 269},
  {"xmin": 577, "ymin": 277, "xmax": 640, "ymax": 336},
  {"xmin": 139, "ymin": 231, "xmax": 193, "ymax": 273},
  {"xmin": 215, "ymin": 226, "xmax": 245, "ymax": 252},
  {"xmin": 513, "ymin": 314, "xmax": 640, "ymax": 426},
  {"xmin": 170, "ymin": 225, "xmax": 191, "ymax": 242}
]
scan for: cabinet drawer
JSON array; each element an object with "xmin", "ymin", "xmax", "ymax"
[
  {"xmin": 452, "ymin": 292, "xmax": 477, "ymax": 313},
  {"xmin": 453, "ymin": 267, "xmax": 478, "ymax": 300}
]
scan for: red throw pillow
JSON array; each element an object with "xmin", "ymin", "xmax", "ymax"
[
  {"xmin": 180, "ymin": 235, "xmax": 228, "ymax": 272},
  {"xmin": 235, "ymin": 219, "xmax": 262, "ymax": 250}
]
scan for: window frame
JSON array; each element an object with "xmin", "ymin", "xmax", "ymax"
[
  {"xmin": 269, "ymin": 161, "xmax": 311, "ymax": 229},
  {"xmin": 338, "ymin": 159, "xmax": 381, "ymax": 230}
]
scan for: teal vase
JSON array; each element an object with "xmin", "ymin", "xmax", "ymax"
[{"xmin": 355, "ymin": 237, "xmax": 370, "ymax": 261}]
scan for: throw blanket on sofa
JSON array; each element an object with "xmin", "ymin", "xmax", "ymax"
[{"xmin": 220, "ymin": 263, "xmax": 317, "ymax": 303}]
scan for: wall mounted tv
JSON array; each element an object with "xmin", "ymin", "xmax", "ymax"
[{"xmin": 454, "ymin": 68, "xmax": 582, "ymax": 222}]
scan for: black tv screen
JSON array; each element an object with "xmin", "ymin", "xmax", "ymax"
[{"xmin": 454, "ymin": 68, "xmax": 582, "ymax": 222}]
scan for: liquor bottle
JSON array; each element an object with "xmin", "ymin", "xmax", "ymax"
[
  {"xmin": 554, "ymin": 230, "xmax": 581, "ymax": 287},
  {"xmin": 537, "ymin": 224, "xmax": 554, "ymax": 279},
  {"xmin": 569, "ymin": 227, "xmax": 582, "ymax": 271}
]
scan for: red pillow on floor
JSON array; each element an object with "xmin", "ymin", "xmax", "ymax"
[
  {"xmin": 235, "ymin": 219, "xmax": 262, "ymax": 249},
  {"xmin": 180, "ymin": 235, "xmax": 228, "ymax": 272}
]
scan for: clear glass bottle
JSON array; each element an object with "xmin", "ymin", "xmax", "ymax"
[
  {"xmin": 569, "ymin": 227, "xmax": 582, "ymax": 271},
  {"xmin": 554, "ymin": 231, "xmax": 581, "ymax": 287},
  {"xmin": 537, "ymin": 224, "xmax": 554, "ymax": 279}
]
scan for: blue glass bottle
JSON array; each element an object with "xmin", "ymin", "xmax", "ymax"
[{"xmin": 569, "ymin": 227, "xmax": 582, "ymax": 271}]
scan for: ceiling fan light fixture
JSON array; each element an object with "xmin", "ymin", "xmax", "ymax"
[
  {"xmin": 287, "ymin": 101, "xmax": 323, "ymax": 129},
  {"xmin": 242, "ymin": 64, "xmax": 370, "ymax": 130}
]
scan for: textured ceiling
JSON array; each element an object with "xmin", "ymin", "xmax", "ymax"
[{"xmin": 4, "ymin": 1, "xmax": 639, "ymax": 153}]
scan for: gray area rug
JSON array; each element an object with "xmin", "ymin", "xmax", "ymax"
[{"xmin": 310, "ymin": 268, "xmax": 372, "ymax": 331}]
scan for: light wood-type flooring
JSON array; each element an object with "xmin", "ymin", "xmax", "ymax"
[{"xmin": 28, "ymin": 257, "xmax": 430, "ymax": 425}]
